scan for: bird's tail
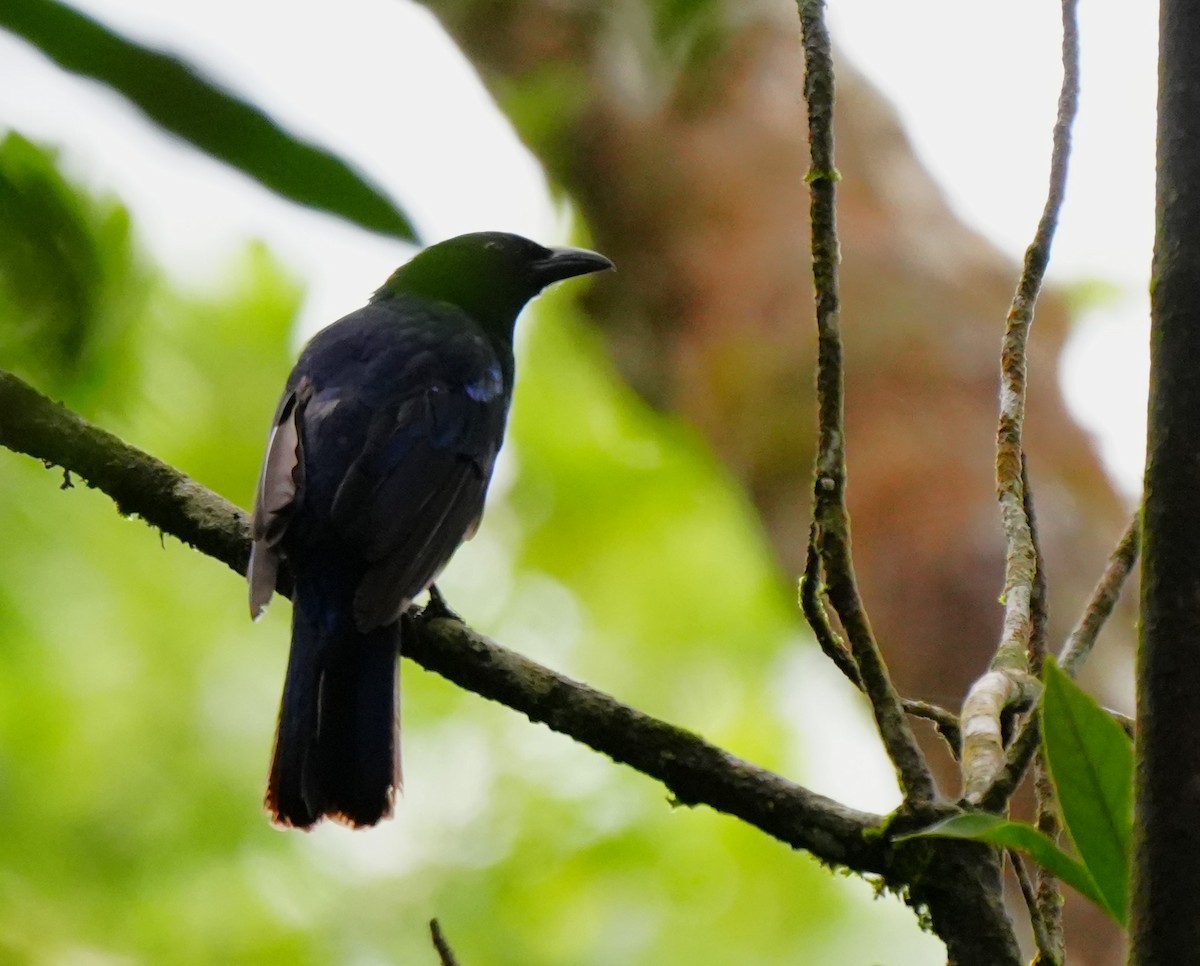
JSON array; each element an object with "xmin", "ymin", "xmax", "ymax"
[{"xmin": 266, "ymin": 586, "xmax": 401, "ymax": 829}]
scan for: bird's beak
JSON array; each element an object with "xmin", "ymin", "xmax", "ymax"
[{"xmin": 535, "ymin": 246, "xmax": 615, "ymax": 283}]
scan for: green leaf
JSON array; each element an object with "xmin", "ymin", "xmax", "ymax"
[
  {"xmin": 0, "ymin": 0, "xmax": 418, "ymax": 242},
  {"xmin": 1041, "ymin": 658, "xmax": 1133, "ymax": 925},
  {"xmin": 0, "ymin": 132, "xmax": 143, "ymax": 402},
  {"xmin": 897, "ymin": 812, "xmax": 1115, "ymax": 920}
]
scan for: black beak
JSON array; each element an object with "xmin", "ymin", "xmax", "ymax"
[{"xmin": 535, "ymin": 246, "xmax": 615, "ymax": 284}]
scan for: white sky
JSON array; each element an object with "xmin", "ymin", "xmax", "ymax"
[
  {"xmin": 0, "ymin": 0, "xmax": 1156, "ymax": 492},
  {"xmin": 831, "ymin": 0, "xmax": 1156, "ymax": 495}
]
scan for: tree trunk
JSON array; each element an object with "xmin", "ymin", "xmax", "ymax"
[{"xmin": 1130, "ymin": 0, "xmax": 1200, "ymax": 959}]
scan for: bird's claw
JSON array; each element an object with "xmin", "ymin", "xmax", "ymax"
[{"xmin": 422, "ymin": 583, "xmax": 461, "ymax": 622}]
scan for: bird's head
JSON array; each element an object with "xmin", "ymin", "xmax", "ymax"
[{"xmin": 374, "ymin": 232, "xmax": 613, "ymax": 341}]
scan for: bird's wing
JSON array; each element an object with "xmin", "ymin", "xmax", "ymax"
[
  {"xmin": 331, "ymin": 373, "xmax": 505, "ymax": 632},
  {"xmin": 248, "ymin": 380, "xmax": 310, "ymax": 619}
]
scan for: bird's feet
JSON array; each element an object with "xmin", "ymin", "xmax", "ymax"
[{"xmin": 422, "ymin": 583, "xmax": 462, "ymax": 623}]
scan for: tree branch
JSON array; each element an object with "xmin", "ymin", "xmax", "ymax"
[
  {"xmin": 430, "ymin": 919, "xmax": 461, "ymax": 966},
  {"xmin": 1009, "ymin": 848, "xmax": 1062, "ymax": 965},
  {"xmin": 0, "ymin": 369, "xmax": 253, "ymax": 578},
  {"xmin": 1, "ymin": 361, "xmax": 1028, "ymax": 962},
  {"xmin": 797, "ymin": 0, "xmax": 935, "ymax": 805},
  {"xmin": 801, "ymin": 534, "xmax": 962, "ymax": 755},
  {"xmin": 407, "ymin": 610, "xmax": 882, "ymax": 864},
  {"xmin": 1023, "ymin": 462, "xmax": 1066, "ymax": 965},
  {"xmin": 979, "ymin": 512, "xmax": 1139, "ymax": 812},
  {"xmin": 960, "ymin": 0, "xmax": 1080, "ymax": 804},
  {"xmin": 0, "ymin": 366, "xmax": 880, "ymax": 865},
  {"xmin": 1059, "ymin": 513, "xmax": 1140, "ymax": 678}
]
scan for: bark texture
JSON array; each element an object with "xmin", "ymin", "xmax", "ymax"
[{"xmin": 1130, "ymin": 0, "xmax": 1200, "ymax": 959}]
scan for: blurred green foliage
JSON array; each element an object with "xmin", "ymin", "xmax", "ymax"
[
  {"xmin": 1, "ymin": 0, "xmax": 417, "ymax": 243},
  {"xmin": 0, "ymin": 132, "xmax": 145, "ymax": 406},
  {"xmin": 0, "ymin": 139, "xmax": 942, "ymax": 963}
]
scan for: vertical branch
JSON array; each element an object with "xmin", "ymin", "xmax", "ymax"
[
  {"xmin": 1131, "ymin": 0, "xmax": 1200, "ymax": 960},
  {"xmin": 1025, "ymin": 466, "xmax": 1065, "ymax": 965},
  {"xmin": 979, "ymin": 513, "xmax": 1140, "ymax": 812},
  {"xmin": 1024, "ymin": 460, "xmax": 1051, "ymax": 677},
  {"xmin": 1032, "ymin": 760, "xmax": 1066, "ymax": 965},
  {"xmin": 797, "ymin": 0, "xmax": 934, "ymax": 804},
  {"xmin": 1010, "ymin": 849, "xmax": 1061, "ymax": 965},
  {"xmin": 960, "ymin": 0, "xmax": 1081, "ymax": 803},
  {"xmin": 994, "ymin": 0, "xmax": 1080, "ymax": 670}
]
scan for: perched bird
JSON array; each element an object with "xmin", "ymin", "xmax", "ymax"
[{"xmin": 248, "ymin": 232, "xmax": 613, "ymax": 829}]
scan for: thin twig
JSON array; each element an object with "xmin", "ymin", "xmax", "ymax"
[
  {"xmin": 1010, "ymin": 849, "xmax": 1057, "ymax": 963},
  {"xmin": 960, "ymin": 0, "xmax": 1081, "ymax": 804},
  {"xmin": 1010, "ymin": 849, "xmax": 1062, "ymax": 965},
  {"xmin": 1032, "ymin": 758, "xmax": 1066, "ymax": 965},
  {"xmin": 430, "ymin": 919, "xmax": 461, "ymax": 966},
  {"xmin": 901, "ymin": 700, "xmax": 962, "ymax": 756},
  {"xmin": 1023, "ymin": 458, "xmax": 1065, "ymax": 960},
  {"xmin": 797, "ymin": 0, "xmax": 935, "ymax": 805},
  {"xmin": 802, "ymin": 538, "xmax": 961, "ymax": 754},
  {"xmin": 1026, "ymin": 460, "xmax": 1050, "ymax": 677},
  {"xmin": 979, "ymin": 511, "xmax": 1140, "ymax": 812},
  {"xmin": 800, "ymin": 530, "xmax": 860, "ymax": 685},
  {"xmin": 1060, "ymin": 514, "xmax": 1140, "ymax": 677}
]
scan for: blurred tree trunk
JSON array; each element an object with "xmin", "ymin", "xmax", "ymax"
[{"xmin": 422, "ymin": 1, "xmax": 1133, "ymax": 959}]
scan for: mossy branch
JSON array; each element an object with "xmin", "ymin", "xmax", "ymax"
[
  {"xmin": 1, "ymin": 364, "xmax": 1028, "ymax": 962},
  {"xmin": 0, "ymin": 367, "xmax": 880, "ymax": 866}
]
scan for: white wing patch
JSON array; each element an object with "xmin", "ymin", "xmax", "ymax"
[{"xmin": 248, "ymin": 384, "xmax": 308, "ymax": 619}]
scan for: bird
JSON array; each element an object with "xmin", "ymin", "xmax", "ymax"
[{"xmin": 247, "ymin": 232, "xmax": 613, "ymax": 829}]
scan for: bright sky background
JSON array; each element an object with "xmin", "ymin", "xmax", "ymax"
[
  {"xmin": 831, "ymin": 0, "xmax": 1157, "ymax": 496},
  {"xmin": 0, "ymin": 0, "xmax": 1157, "ymax": 493}
]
